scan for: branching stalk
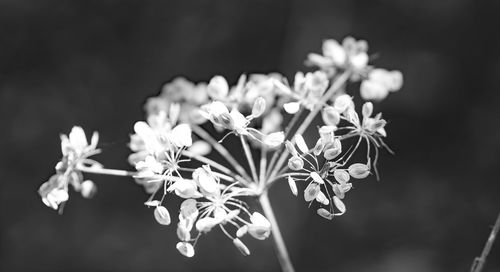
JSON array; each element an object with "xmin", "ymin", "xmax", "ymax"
[{"xmin": 259, "ymin": 192, "xmax": 295, "ymax": 272}]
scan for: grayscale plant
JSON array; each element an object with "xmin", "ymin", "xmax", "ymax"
[{"xmin": 38, "ymin": 36, "xmax": 403, "ymax": 272}]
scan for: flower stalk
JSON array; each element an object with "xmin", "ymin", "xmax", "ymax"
[{"xmin": 259, "ymin": 192, "xmax": 295, "ymax": 272}]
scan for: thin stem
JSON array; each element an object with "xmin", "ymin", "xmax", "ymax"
[
  {"xmin": 266, "ymin": 108, "xmax": 304, "ymax": 178},
  {"xmin": 259, "ymin": 146, "xmax": 268, "ymax": 185},
  {"xmin": 268, "ymin": 70, "xmax": 351, "ymax": 181},
  {"xmin": 192, "ymin": 125, "xmax": 252, "ymax": 181},
  {"xmin": 259, "ymin": 192, "xmax": 295, "ymax": 272},
  {"xmin": 266, "ymin": 172, "xmax": 310, "ymax": 188},
  {"xmin": 240, "ymin": 135, "xmax": 259, "ymax": 183},
  {"xmin": 181, "ymin": 150, "xmax": 251, "ymax": 186},
  {"xmin": 76, "ymin": 165, "xmax": 136, "ymax": 177},
  {"xmin": 471, "ymin": 212, "xmax": 500, "ymax": 272}
]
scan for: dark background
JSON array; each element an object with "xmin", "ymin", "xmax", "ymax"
[{"xmin": 1, "ymin": 0, "xmax": 500, "ymax": 271}]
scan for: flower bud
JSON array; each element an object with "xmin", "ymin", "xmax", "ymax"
[
  {"xmin": 310, "ymin": 172, "xmax": 324, "ymax": 184},
  {"xmin": 288, "ymin": 156, "xmax": 304, "ymax": 170},
  {"xmin": 233, "ymin": 238, "xmax": 251, "ymax": 256},
  {"xmin": 304, "ymin": 182, "xmax": 320, "ymax": 202},
  {"xmin": 195, "ymin": 217, "xmax": 218, "ymax": 233},
  {"xmin": 176, "ymin": 242, "xmax": 195, "ymax": 258},
  {"xmin": 188, "ymin": 140, "xmax": 212, "ymax": 156},
  {"xmin": 180, "ymin": 199, "xmax": 199, "ymax": 220},
  {"xmin": 333, "ymin": 94, "xmax": 352, "ymax": 113},
  {"xmin": 294, "ymin": 134, "xmax": 308, "ymax": 153},
  {"xmin": 251, "ymin": 97, "xmax": 266, "ymax": 118},
  {"xmin": 285, "ymin": 140, "xmax": 297, "ymax": 156},
  {"xmin": 313, "ymin": 138, "xmax": 324, "ymax": 156},
  {"xmin": 319, "ymin": 126, "xmax": 335, "ymax": 144},
  {"xmin": 207, "ymin": 75, "xmax": 229, "ymax": 99},
  {"xmin": 287, "ymin": 175, "xmax": 298, "ymax": 196},
  {"xmin": 236, "ymin": 225, "xmax": 248, "ymax": 238},
  {"xmin": 348, "ymin": 163, "xmax": 370, "ymax": 179},
  {"xmin": 283, "ymin": 102, "xmax": 300, "ymax": 114},
  {"xmin": 315, "ymin": 191, "xmax": 330, "ymax": 206},
  {"xmin": 80, "ymin": 180, "xmax": 97, "ymax": 199},
  {"xmin": 154, "ymin": 206, "xmax": 171, "ymax": 225},
  {"xmin": 322, "ymin": 106, "xmax": 340, "ymax": 126},
  {"xmin": 333, "ymin": 196, "xmax": 346, "ymax": 215},
  {"xmin": 264, "ymin": 132, "xmax": 285, "ymax": 148},
  {"xmin": 333, "ymin": 169, "xmax": 350, "ymax": 184},
  {"xmin": 144, "ymin": 200, "xmax": 161, "ymax": 207},
  {"xmin": 362, "ymin": 102, "xmax": 373, "ymax": 119},
  {"xmin": 317, "ymin": 208, "xmax": 334, "ymax": 220},
  {"xmin": 177, "ymin": 223, "xmax": 191, "ymax": 241}
]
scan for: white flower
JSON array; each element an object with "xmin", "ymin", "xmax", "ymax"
[
  {"xmin": 360, "ymin": 69, "xmax": 403, "ymax": 101},
  {"xmin": 60, "ymin": 126, "xmax": 99, "ymax": 158},
  {"xmin": 247, "ymin": 212, "xmax": 271, "ymax": 240},
  {"xmin": 135, "ymin": 155, "xmax": 163, "ymax": 175},
  {"xmin": 279, "ymin": 71, "xmax": 330, "ymax": 113},
  {"xmin": 41, "ymin": 187, "xmax": 69, "ymax": 210},
  {"xmin": 263, "ymin": 131, "xmax": 285, "ymax": 148},
  {"xmin": 192, "ymin": 165, "xmax": 220, "ymax": 197},
  {"xmin": 207, "ymin": 75, "xmax": 229, "ymax": 100}
]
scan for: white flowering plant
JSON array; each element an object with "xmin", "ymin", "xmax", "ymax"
[{"xmin": 39, "ymin": 36, "xmax": 402, "ymax": 271}]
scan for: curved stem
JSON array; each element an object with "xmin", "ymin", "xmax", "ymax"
[{"xmin": 259, "ymin": 192, "xmax": 295, "ymax": 272}]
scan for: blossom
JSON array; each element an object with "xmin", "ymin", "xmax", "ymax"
[
  {"xmin": 39, "ymin": 126, "xmax": 102, "ymax": 211},
  {"xmin": 201, "ymin": 100, "xmax": 284, "ymax": 147},
  {"xmin": 275, "ymin": 71, "xmax": 330, "ymax": 113},
  {"xmin": 307, "ymin": 37, "xmax": 370, "ymax": 78},
  {"xmin": 360, "ymin": 69, "xmax": 403, "ymax": 101}
]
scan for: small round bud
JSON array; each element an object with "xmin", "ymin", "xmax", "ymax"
[
  {"xmin": 154, "ymin": 206, "xmax": 171, "ymax": 226},
  {"xmin": 251, "ymin": 97, "xmax": 266, "ymax": 118},
  {"xmin": 176, "ymin": 242, "xmax": 195, "ymax": 258},
  {"xmin": 348, "ymin": 163, "xmax": 370, "ymax": 179},
  {"xmin": 288, "ymin": 156, "xmax": 304, "ymax": 170}
]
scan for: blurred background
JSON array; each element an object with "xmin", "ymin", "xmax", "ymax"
[{"xmin": 1, "ymin": 0, "xmax": 500, "ymax": 271}]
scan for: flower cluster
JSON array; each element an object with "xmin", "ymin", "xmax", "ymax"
[
  {"xmin": 38, "ymin": 127, "xmax": 100, "ymax": 211},
  {"xmin": 39, "ymin": 36, "xmax": 402, "ymax": 261}
]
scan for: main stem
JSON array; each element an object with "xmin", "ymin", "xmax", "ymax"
[{"xmin": 259, "ymin": 192, "xmax": 295, "ymax": 272}]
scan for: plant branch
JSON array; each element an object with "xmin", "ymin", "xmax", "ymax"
[
  {"xmin": 259, "ymin": 192, "xmax": 295, "ymax": 272},
  {"xmin": 240, "ymin": 135, "xmax": 259, "ymax": 183},
  {"xmin": 471, "ymin": 212, "xmax": 500, "ymax": 272}
]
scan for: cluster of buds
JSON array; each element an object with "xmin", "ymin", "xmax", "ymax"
[{"xmin": 39, "ymin": 36, "xmax": 403, "ymax": 260}]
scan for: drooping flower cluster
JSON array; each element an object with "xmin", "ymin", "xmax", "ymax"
[
  {"xmin": 39, "ymin": 36, "xmax": 403, "ymax": 260},
  {"xmin": 38, "ymin": 127, "xmax": 100, "ymax": 211}
]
